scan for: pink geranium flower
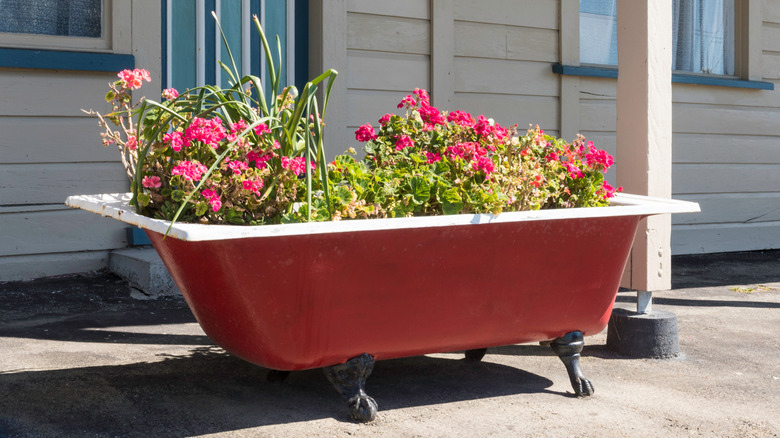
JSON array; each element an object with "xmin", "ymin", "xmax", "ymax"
[
  {"xmin": 413, "ymin": 88, "xmax": 430, "ymax": 107},
  {"xmin": 162, "ymin": 88, "xmax": 179, "ymax": 100},
  {"xmin": 600, "ymin": 181, "xmax": 622, "ymax": 199},
  {"xmin": 355, "ymin": 124, "xmax": 377, "ymax": 142},
  {"xmin": 184, "ymin": 117, "xmax": 227, "ymax": 149},
  {"xmin": 247, "ymin": 150, "xmax": 272, "ymax": 169},
  {"xmin": 397, "ymin": 95, "xmax": 416, "ymax": 109},
  {"xmin": 394, "ymin": 135, "xmax": 414, "ymax": 151},
  {"xmin": 425, "ymin": 152, "xmax": 442, "ymax": 164},
  {"xmin": 117, "ymin": 69, "xmax": 151, "ymax": 90},
  {"xmin": 242, "ymin": 178, "xmax": 265, "ymax": 196},
  {"xmin": 281, "ymin": 156, "xmax": 314, "ymax": 176},
  {"xmin": 471, "ymin": 155, "xmax": 495, "ymax": 174},
  {"xmin": 253, "ymin": 123, "xmax": 271, "ymax": 136},
  {"xmin": 227, "ymin": 160, "xmax": 249, "ymax": 175},
  {"xmin": 474, "ymin": 115, "xmax": 493, "ymax": 138},
  {"xmin": 585, "ymin": 145, "xmax": 614, "ymax": 170},
  {"xmin": 564, "ymin": 162, "xmax": 584, "ymax": 179},
  {"xmin": 164, "ymin": 131, "xmax": 185, "ymax": 152},
  {"xmin": 418, "ymin": 105, "xmax": 446, "ymax": 131},
  {"xmin": 201, "ymin": 188, "xmax": 222, "ymax": 212},
  {"xmin": 447, "ymin": 110, "xmax": 475, "ymax": 127},
  {"xmin": 171, "ymin": 160, "xmax": 209, "ymax": 182},
  {"xmin": 142, "ymin": 175, "xmax": 162, "ymax": 188},
  {"xmin": 125, "ymin": 134, "xmax": 138, "ymax": 151}
]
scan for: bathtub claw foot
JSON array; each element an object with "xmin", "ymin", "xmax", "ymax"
[
  {"xmin": 464, "ymin": 348, "xmax": 487, "ymax": 361},
  {"xmin": 323, "ymin": 353, "xmax": 378, "ymax": 422},
  {"xmin": 550, "ymin": 331, "xmax": 594, "ymax": 397}
]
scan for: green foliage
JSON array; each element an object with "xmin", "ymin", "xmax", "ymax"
[{"xmin": 329, "ymin": 90, "xmax": 620, "ymax": 220}]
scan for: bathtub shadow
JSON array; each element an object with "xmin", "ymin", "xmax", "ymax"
[
  {"xmin": 0, "ymin": 307, "xmax": 211, "ymax": 346},
  {"xmin": 0, "ymin": 347, "xmax": 554, "ymax": 437}
]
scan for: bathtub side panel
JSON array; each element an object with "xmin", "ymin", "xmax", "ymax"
[{"xmin": 147, "ymin": 214, "xmax": 639, "ymax": 370}]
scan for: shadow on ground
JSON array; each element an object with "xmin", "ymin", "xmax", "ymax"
[
  {"xmin": 0, "ymin": 348, "xmax": 554, "ymax": 437},
  {"xmin": 672, "ymin": 249, "xmax": 780, "ymax": 289}
]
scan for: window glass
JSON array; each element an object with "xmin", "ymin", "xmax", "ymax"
[
  {"xmin": 579, "ymin": 0, "xmax": 735, "ymax": 75},
  {"xmin": 580, "ymin": 0, "xmax": 618, "ymax": 66},
  {"xmin": 0, "ymin": 0, "xmax": 102, "ymax": 38},
  {"xmin": 673, "ymin": 0, "xmax": 734, "ymax": 75}
]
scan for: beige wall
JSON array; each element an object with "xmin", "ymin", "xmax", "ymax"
[
  {"xmin": 313, "ymin": 0, "xmax": 780, "ymax": 255},
  {"xmin": 0, "ymin": 0, "xmax": 161, "ymax": 281}
]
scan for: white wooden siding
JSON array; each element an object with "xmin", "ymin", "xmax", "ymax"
[
  {"xmin": 452, "ymin": 2, "xmax": 559, "ymax": 132},
  {"xmin": 341, "ymin": 4, "xmax": 431, "ymax": 155},
  {"xmin": 0, "ymin": 2, "xmax": 160, "ymax": 281}
]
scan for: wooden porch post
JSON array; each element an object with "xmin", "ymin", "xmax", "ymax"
[{"xmin": 616, "ymin": 0, "xmax": 673, "ymax": 309}]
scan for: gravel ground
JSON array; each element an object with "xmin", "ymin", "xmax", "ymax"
[{"xmin": 0, "ymin": 251, "xmax": 778, "ymax": 437}]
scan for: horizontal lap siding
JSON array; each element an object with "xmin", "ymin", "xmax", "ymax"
[
  {"xmin": 0, "ymin": 69, "xmax": 129, "ymax": 280},
  {"xmin": 578, "ymin": 14, "xmax": 780, "ymax": 254},
  {"xmin": 343, "ymin": 0, "xmax": 561, "ymax": 153},
  {"xmin": 670, "ymin": 13, "xmax": 780, "ymax": 254},
  {"xmin": 0, "ymin": 207, "xmax": 126, "ymax": 257},
  {"xmin": 453, "ymin": 2, "xmax": 559, "ymax": 132},
  {"xmin": 344, "ymin": 5, "xmax": 430, "ymax": 153},
  {"xmin": 0, "ymin": 251, "xmax": 112, "ymax": 282}
]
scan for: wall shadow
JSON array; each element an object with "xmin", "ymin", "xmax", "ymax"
[
  {"xmin": 615, "ymin": 295, "xmax": 780, "ymax": 309},
  {"xmin": 672, "ymin": 250, "xmax": 780, "ymax": 289}
]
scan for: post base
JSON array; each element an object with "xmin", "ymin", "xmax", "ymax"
[{"xmin": 606, "ymin": 308, "xmax": 680, "ymax": 358}]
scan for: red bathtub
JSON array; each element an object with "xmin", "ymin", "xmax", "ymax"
[{"xmin": 67, "ymin": 193, "xmax": 699, "ymax": 421}]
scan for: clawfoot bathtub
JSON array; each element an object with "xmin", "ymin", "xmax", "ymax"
[{"xmin": 66, "ymin": 193, "xmax": 699, "ymax": 422}]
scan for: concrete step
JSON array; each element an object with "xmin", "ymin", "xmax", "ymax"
[{"xmin": 109, "ymin": 247, "xmax": 180, "ymax": 299}]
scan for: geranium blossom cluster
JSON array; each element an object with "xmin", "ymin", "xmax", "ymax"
[
  {"xmin": 91, "ymin": 68, "xmax": 331, "ymax": 225},
  {"xmin": 117, "ymin": 68, "xmax": 151, "ymax": 90},
  {"xmin": 336, "ymin": 89, "xmax": 620, "ymax": 218}
]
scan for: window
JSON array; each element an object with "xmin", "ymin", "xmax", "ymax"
[
  {"xmin": 0, "ymin": 0, "xmax": 110, "ymax": 51},
  {"xmin": 0, "ymin": 0, "xmax": 102, "ymax": 38},
  {"xmin": 164, "ymin": 0, "xmax": 304, "ymax": 96},
  {"xmin": 580, "ymin": 0, "xmax": 735, "ymax": 75}
]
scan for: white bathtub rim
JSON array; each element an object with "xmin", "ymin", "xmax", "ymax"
[{"xmin": 65, "ymin": 192, "xmax": 700, "ymax": 242}]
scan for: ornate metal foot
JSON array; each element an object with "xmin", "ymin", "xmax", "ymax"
[
  {"xmin": 464, "ymin": 348, "xmax": 487, "ymax": 361},
  {"xmin": 550, "ymin": 331, "xmax": 594, "ymax": 397},
  {"xmin": 323, "ymin": 353, "xmax": 378, "ymax": 422}
]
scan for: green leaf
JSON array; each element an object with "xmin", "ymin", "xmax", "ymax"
[
  {"xmin": 136, "ymin": 193, "xmax": 151, "ymax": 207},
  {"xmin": 105, "ymin": 90, "xmax": 115, "ymax": 102},
  {"xmin": 195, "ymin": 202, "xmax": 208, "ymax": 216},
  {"xmin": 225, "ymin": 209, "xmax": 246, "ymax": 224},
  {"xmin": 171, "ymin": 190, "xmax": 186, "ymax": 202},
  {"xmin": 335, "ymin": 185, "xmax": 353, "ymax": 205},
  {"xmin": 410, "ymin": 153, "xmax": 426, "ymax": 164},
  {"xmin": 440, "ymin": 187, "xmax": 463, "ymax": 215},
  {"xmin": 433, "ymin": 161, "xmax": 450, "ymax": 175},
  {"xmin": 411, "ymin": 176, "xmax": 432, "ymax": 205}
]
